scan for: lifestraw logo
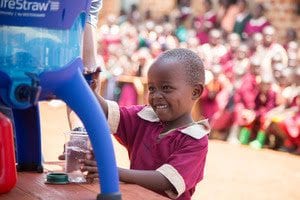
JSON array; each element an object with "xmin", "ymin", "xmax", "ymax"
[
  {"xmin": 49, "ymin": 1, "xmax": 59, "ymax": 11},
  {"xmin": 0, "ymin": 0, "xmax": 60, "ymax": 12}
]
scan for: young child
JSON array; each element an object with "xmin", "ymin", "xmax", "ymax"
[
  {"xmin": 238, "ymin": 76, "xmax": 277, "ymax": 148},
  {"xmin": 80, "ymin": 48, "xmax": 210, "ymax": 200},
  {"xmin": 194, "ymin": 0, "xmax": 217, "ymax": 44}
]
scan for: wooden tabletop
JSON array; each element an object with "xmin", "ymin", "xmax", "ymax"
[
  {"xmin": 0, "ymin": 161, "xmax": 168, "ymax": 200},
  {"xmin": 1, "ymin": 170, "xmax": 167, "ymax": 200}
]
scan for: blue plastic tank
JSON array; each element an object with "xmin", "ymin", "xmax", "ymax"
[{"xmin": 0, "ymin": 18, "xmax": 82, "ymax": 76}]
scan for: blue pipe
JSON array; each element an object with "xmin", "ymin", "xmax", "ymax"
[{"xmin": 50, "ymin": 65, "xmax": 121, "ymax": 197}]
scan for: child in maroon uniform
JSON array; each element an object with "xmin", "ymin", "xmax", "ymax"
[
  {"xmin": 239, "ymin": 77, "xmax": 277, "ymax": 148},
  {"xmin": 194, "ymin": 0, "xmax": 217, "ymax": 44},
  {"xmin": 80, "ymin": 48, "xmax": 210, "ymax": 200},
  {"xmin": 243, "ymin": 3, "xmax": 270, "ymax": 39}
]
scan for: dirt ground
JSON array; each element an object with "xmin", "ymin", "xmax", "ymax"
[{"xmin": 39, "ymin": 101, "xmax": 300, "ymax": 200}]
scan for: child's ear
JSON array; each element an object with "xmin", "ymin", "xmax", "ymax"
[{"xmin": 192, "ymin": 84, "xmax": 204, "ymax": 100}]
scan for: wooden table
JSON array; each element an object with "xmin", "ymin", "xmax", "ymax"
[{"xmin": 1, "ymin": 170, "xmax": 168, "ymax": 200}]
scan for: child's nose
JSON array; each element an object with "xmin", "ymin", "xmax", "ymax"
[{"xmin": 151, "ymin": 91, "xmax": 164, "ymax": 99}]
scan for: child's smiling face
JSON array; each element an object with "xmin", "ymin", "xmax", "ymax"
[{"xmin": 147, "ymin": 59, "xmax": 197, "ymax": 125}]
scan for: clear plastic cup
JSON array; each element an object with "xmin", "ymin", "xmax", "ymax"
[{"xmin": 65, "ymin": 131, "xmax": 90, "ymax": 183}]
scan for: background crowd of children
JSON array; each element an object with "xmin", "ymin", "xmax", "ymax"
[{"xmin": 96, "ymin": 0, "xmax": 300, "ymax": 155}]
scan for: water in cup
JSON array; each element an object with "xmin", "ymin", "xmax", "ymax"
[{"xmin": 65, "ymin": 131, "xmax": 90, "ymax": 183}]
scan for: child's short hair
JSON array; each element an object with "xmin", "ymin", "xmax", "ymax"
[{"xmin": 156, "ymin": 48, "xmax": 205, "ymax": 85}]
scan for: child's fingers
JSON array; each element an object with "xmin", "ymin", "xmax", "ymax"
[
  {"xmin": 90, "ymin": 80, "xmax": 98, "ymax": 91},
  {"xmin": 80, "ymin": 165, "xmax": 98, "ymax": 173},
  {"xmin": 86, "ymin": 172, "xmax": 99, "ymax": 179},
  {"xmin": 89, "ymin": 149, "xmax": 94, "ymax": 154},
  {"xmin": 79, "ymin": 159, "xmax": 97, "ymax": 166},
  {"xmin": 86, "ymin": 152, "xmax": 94, "ymax": 160},
  {"xmin": 86, "ymin": 177, "xmax": 96, "ymax": 184}
]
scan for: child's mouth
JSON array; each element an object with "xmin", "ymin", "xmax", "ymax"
[
  {"xmin": 153, "ymin": 104, "xmax": 169, "ymax": 116},
  {"xmin": 155, "ymin": 105, "xmax": 168, "ymax": 110}
]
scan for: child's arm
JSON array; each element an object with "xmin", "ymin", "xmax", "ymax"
[
  {"xmin": 118, "ymin": 168, "xmax": 175, "ymax": 195},
  {"xmin": 93, "ymin": 92, "xmax": 109, "ymax": 118},
  {"xmin": 80, "ymin": 158, "xmax": 175, "ymax": 194}
]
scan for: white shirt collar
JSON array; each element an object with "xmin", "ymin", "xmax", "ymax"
[
  {"xmin": 204, "ymin": 10, "xmax": 215, "ymax": 19},
  {"xmin": 236, "ymin": 12, "xmax": 249, "ymax": 22},
  {"xmin": 249, "ymin": 16, "xmax": 267, "ymax": 26},
  {"xmin": 137, "ymin": 106, "xmax": 210, "ymax": 139}
]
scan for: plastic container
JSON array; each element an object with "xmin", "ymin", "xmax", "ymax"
[
  {"xmin": 0, "ymin": 15, "xmax": 84, "ymax": 78},
  {"xmin": 65, "ymin": 131, "xmax": 90, "ymax": 183},
  {"xmin": 0, "ymin": 112, "xmax": 17, "ymax": 193}
]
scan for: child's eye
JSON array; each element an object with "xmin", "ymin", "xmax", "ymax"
[
  {"xmin": 148, "ymin": 86, "xmax": 155, "ymax": 93},
  {"xmin": 162, "ymin": 85, "xmax": 172, "ymax": 91}
]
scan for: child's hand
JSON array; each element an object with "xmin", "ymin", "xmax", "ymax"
[
  {"xmin": 84, "ymin": 67, "xmax": 101, "ymax": 92},
  {"xmin": 79, "ymin": 150, "xmax": 99, "ymax": 183}
]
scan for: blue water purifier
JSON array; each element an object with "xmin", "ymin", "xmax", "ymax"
[{"xmin": 0, "ymin": 1, "xmax": 121, "ymax": 199}]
